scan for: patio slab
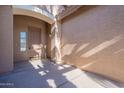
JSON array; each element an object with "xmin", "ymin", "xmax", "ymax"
[{"xmin": 0, "ymin": 60, "xmax": 124, "ymax": 88}]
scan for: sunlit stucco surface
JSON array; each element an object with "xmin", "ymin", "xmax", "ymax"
[{"xmin": 61, "ymin": 5, "xmax": 124, "ymax": 83}]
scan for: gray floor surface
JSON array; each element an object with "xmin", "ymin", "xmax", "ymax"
[{"xmin": 0, "ymin": 59, "xmax": 124, "ymax": 88}]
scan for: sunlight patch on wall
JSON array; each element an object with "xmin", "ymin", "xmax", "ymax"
[
  {"xmin": 76, "ymin": 43, "xmax": 90, "ymax": 53},
  {"xmin": 81, "ymin": 61, "xmax": 97, "ymax": 69},
  {"xmin": 114, "ymin": 48, "xmax": 124, "ymax": 54},
  {"xmin": 81, "ymin": 35, "xmax": 122, "ymax": 58},
  {"xmin": 62, "ymin": 44, "xmax": 77, "ymax": 57}
]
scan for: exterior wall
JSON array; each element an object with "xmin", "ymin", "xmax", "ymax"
[
  {"xmin": 0, "ymin": 6, "xmax": 13, "ymax": 73},
  {"xmin": 14, "ymin": 15, "xmax": 47, "ymax": 62},
  {"xmin": 61, "ymin": 6, "xmax": 124, "ymax": 82}
]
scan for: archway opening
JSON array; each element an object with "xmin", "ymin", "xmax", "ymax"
[{"xmin": 13, "ymin": 15, "xmax": 51, "ymax": 65}]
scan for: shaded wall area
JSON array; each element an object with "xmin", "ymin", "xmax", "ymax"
[
  {"xmin": 61, "ymin": 5, "xmax": 124, "ymax": 82},
  {"xmin": 46, "ymin": 23, "xmax": 51, "ymax": 59},
  {"xmin": 0, "ymin": 6, "xmax": 13, "ymax": 73},
  {"xmin": 14, "ymin": 15, "xmax": 50, "ymax": 62}
]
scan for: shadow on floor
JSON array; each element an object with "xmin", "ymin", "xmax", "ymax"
[
  {"xmin": 0, "ymin": 60, "xmax": 77, "ymax": 88},
  {"xmin": 0, "ymin": 60, "xmax": 124, "ymax": 88}
]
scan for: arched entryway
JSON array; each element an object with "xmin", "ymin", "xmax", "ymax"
[
  {"xmin": 13, "ymin": 14, "xmax": 52, "ymax": 62},
  {"xmin": 13, "ymin": 7, "xmax": 62, "ymax": 63}
]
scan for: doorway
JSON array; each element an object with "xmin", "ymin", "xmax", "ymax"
[
  {"xmin": 28, "ymin": 27, "xmax": 42, "ymax": 60},
  {"xmin": 14, "ymin": 26, "xmax": 43, "ymax": 61}
]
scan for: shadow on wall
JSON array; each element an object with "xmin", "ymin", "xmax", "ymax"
[
  {"xmin": 0, "ymin": 60, "xmax": 77, "ymax": 88},
  {"xmin": 62, "ymin": 35, "xmax": 124, "ymax": 82},
  {"xmin": 62, "ymin": 35, "xmax": 123, "ymax": 66},
  {"xmin": 61, "ymin": 5, "xmax": 124, "ymax": 82}
]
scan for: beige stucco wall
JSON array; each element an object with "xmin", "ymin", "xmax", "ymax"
[
  {"xmin": 14, "ymin": 15, "xmax": 48, "ymax": 62},
  {"xmin": 61, "ymin": 5, "xmax": 124, "ymax": 83},
  {"xmin": 50, "ymin": 21, "xmax": 62, "ymax": 62},
  {"xmin": 0, "ymin": 6, "xmax": 13, "ymax": 73}
]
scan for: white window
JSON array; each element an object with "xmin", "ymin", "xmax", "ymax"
[{"xmin": 20, "ymin": 32, "xmax": 27, "ymax": 52}]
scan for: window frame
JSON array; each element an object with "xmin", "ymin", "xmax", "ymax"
[{"xmin": 19, "ymin": 32, "xmax": 27, "ymax": 52}]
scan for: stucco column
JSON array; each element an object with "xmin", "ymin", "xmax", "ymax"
[
  {"xmin": 51, "ymin": 19, "xmax": 62, "ymax": 63},
  {"xmin": 0, "ymin": 6, "xmax": 13, "ymax": 73},
  {"xmin": 41, "ymin": 24, "xmax": 47, "ymax": 59}
]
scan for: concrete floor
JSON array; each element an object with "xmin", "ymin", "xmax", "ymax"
[{"xmin": 0, "ymin": 60, "xmax": 124, "ymax": 88}]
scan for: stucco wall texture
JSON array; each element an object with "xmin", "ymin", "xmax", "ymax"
[
  {"xmin": 0, "ymin": 6, "xmax": 13, "ymax": 73},
  {"xmin": 61, "ymin": 6, "xmax": 124, "ymax": 83},
  {"xmin": 14, "ymin": 15, "xmax": 47, "ymax": 62}
]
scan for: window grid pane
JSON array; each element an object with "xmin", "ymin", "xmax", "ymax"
[{"xmin": 20, "ymin": 32, "xmax": 27, "ymax": 52}]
